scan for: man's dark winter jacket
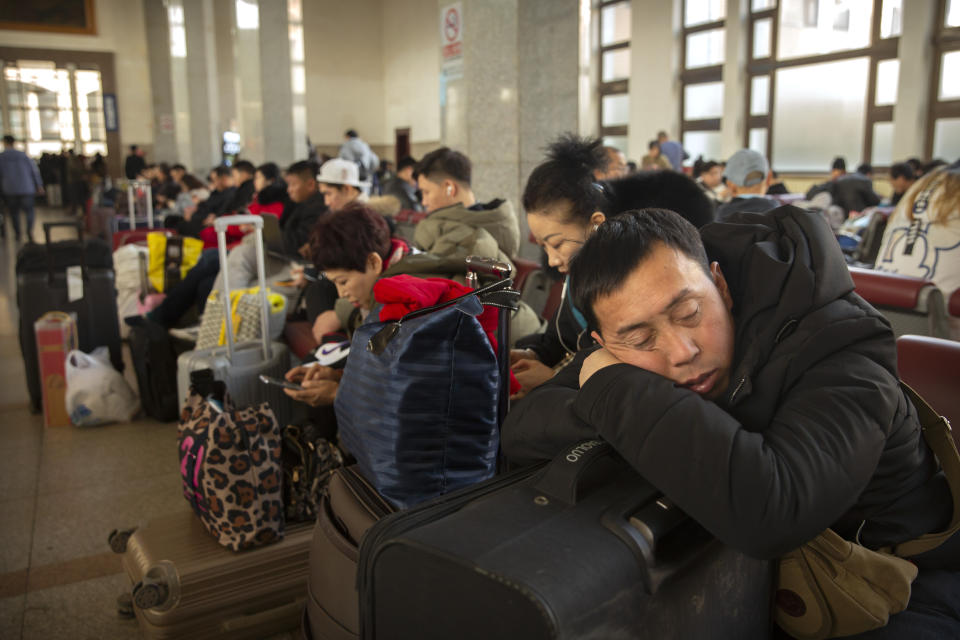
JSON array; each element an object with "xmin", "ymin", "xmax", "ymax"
[
  {"xmin": 503, "ymin": 206, "xmax": 953, "ymax": 564},
  {"xmin": 282, "ymin": 190, "xmax": 327, "ymax": 258},
  {"xmin": 715, "ymin": 195, "xmax": 780, "ymax": 222},
  {"xmin": 806, "ymin": 173, "xmax": 881, "ymax": 214}
]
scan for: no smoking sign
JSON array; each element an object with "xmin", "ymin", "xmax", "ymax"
[{"xmin": 440, "ymin": 2, "xmax": 463, "ymax": 60}]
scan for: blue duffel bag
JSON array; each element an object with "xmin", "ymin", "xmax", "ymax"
[{"xmin": 334, "ymin": 278, "xmax": 519, "ymax": 509}]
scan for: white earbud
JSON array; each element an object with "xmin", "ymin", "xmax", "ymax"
[{"xmin": 446, "ymin": 185, "xmax": 453, "ymax": 196}]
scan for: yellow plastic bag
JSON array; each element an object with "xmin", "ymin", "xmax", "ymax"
[{"xmin": 147, "ymin": 233, "xmax": 204, "ymax": 293}]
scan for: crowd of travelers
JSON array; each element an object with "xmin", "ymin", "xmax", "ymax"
[{"xmin": 3, "ymin": 125, "xmax": 960, "ymax": 636}]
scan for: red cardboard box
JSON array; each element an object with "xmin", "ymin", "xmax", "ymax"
[{"xmin": 34, "ymin": 312, "xmax": 78, "ymax": 428}]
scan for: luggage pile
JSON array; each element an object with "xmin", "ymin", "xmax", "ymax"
[{"xmin": 13, "ymin": 211, "xmax": 773, "ymax": 637}]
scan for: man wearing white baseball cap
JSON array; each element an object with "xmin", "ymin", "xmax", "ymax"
[
  {"xmin": 716, "ymin": 149, "xmax": 780, "ymax": 222},
  {"xmin": 317, "ymin": 157, "xmax": 369, "ymax": 209}
]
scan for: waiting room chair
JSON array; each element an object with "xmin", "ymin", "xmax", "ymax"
[
  {"xmin": 849, "ymin": 267, "xmax": 950, "ymax": 339},
  {"xmin": 896, "ymin": 335, "xmax": 960, "ymax": 448},
  {"xmin": 511, "ymin": 256, "xmax": 539, "ymax": 293}
]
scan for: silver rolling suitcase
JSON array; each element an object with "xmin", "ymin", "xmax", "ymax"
[{"xmin": 176, "ymin": 215, "xmax": 292, "ymax": 426}]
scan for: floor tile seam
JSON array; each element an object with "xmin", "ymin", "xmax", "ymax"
[{"xmin": 0, "ymin": 552, "xmax": 122, "ymax": 599}]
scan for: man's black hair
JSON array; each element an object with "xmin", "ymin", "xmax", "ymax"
[
  {"xmin": 523, "ymin": 134, "xmax": 607, "ymax": 223},
  {"xmin": 213, "ymin": 165, "xmax": 232, "ymax": 178},
  {"xmin": 233, "ymin": 159, "xmax": 256, "ymax": 176},
  {"xmin": 889, "ymin": 162, "xmax": 914, "ymax": 181},
  {"xmin": 130, "ymin": 144, "xmax": 138, "ymax": 152},
  {"xmin": 906, "ymin": 157, "xmax": 923, "ymax": 175},
  {"xmin": 397, "ymin": 156, "xmax": 418, "ymax": 171},
  {"xmin": 416, "ymin": 147, "xmax": 472, "ymax": 186},
  {"xmin": 856, "ymin": 163, "xmax": 873, "ymax": 175},
  {"xmin": 831, "ymin": 157, "xmax": 847, "ymax": 172},
  {"xmin": 693, "ymin": 157, "xmax": 720, "ymax": 179},
  {"xmin": 345, "ymin": 129, "xmax": 358, "ymax": 138},
  {"xmin": 570, "ymin": 209, "xmax": 710, "ymax": 332},
  {"xmin": 604, "ymin": 170, "xmax": 715, "ymax": 229},
  {"xmin": 171, "ymin": 163, "xmax": 186, "ymax": 172},
  {"xmin": 257, "ymin": 162, "xmax": 280, "ymax": 182},
  {"xmin": 3, "ymin": 134, "xmax": 15, "ymax": 145},
  {"xmin": 286, "ymin": 160, "xmax": 319, "ymax": 181},
  {"xmin": 648, "ymin": 140, "xmax": 660, "ymax": 151}
]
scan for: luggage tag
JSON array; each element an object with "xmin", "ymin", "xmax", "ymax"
[{"xmin": 66, "ymin": 265, "xmax": 84, "ymax": 302}]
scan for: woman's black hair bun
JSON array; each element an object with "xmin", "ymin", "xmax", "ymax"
[{"xmin": 546, "ymin": 134, "xmax": 606, "ymax": 174}]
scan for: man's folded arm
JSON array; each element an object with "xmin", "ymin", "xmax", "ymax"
[{"xmin": 573, "ymin": 353, "xmax": 893, "ymax": 559}]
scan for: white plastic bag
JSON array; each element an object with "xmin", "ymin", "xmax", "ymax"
[{"xmin": 65, "ymin": 347, "xmax": 140, "ymax": 426}]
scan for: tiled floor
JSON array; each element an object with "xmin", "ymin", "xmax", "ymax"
[{"xmin": 0, "ymin": 207, "xmax": 297, "ymax": 639}]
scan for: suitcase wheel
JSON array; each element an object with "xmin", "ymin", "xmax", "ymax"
[
  {"xmin": 132, "ymin": 579, "xmax": 170, "ymax": 610},
  {"xmin": 116, "ymin": 592, "xmax": 135, "ymax": 619},
  {"xmin": 108, "ymin": 528, "xmax": 136, "ymax": 554}
]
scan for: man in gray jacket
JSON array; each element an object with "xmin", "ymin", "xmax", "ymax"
[{"xmin": 0, "ymin": 135, "xmax": 43, "ymax": 242}]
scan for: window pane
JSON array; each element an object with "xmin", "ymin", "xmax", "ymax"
[
  {"xmin": 772, "ymin": 58, "xmax": 869, "ymax": 172},
  {"xmin": 683, "ymin": 131, "xmax": 722, "ymax": 165},
  {"xmin": 933, "ymin": 118, "xmax": 960, "ymax": 161},
  {"xmin": 601, "ymin": 93, "xmax": 630, "ymax": 127},
  {"xmin": 875, "ymin": 59, "xmax": 899, "ymax": 106},
  {"xmin": 871, "ymin": 122, "xmax": 893, "ymax": 166},
  {"xmin": 753, "ymin": 18, "xmax": 772, "ymax": 58},
  {"xmin": 686, "ymin": 28, "xmax": 725, "ymax": 68},
  {"xmin": 749, "ymin": 128, "xmax": 768, "ymax": 154},
  {"xmin": 601, "ymin": 2, "xmax": 631, "ymax": 47},
  {"xmin": 940, "ymin": 51, "xmax": 960, "ymax": 100},
  {"xmin": 685, "ymin": 0, "xmax": 726, "ymax": 27},
  {"xmin": 880, "ymin": 0, "xmax": 902, "ymax": 38},
  {"xmin": 948, "ymin": 0, "xmax": 960, "ymax": 27},
  {"xmin": 751, "ymin": 75, "xmax": 770, "ymax": 115},
  {"xmin": 602, "ymin": 135, "xmax": 629, "ymax": 159},
  {"xmin": 602, "ymin": 48, "xmax": 631, "ymax": 82},
  {"xmin": 684, "ymin": 82, "xmax": 724, "ymax": 120},
  {"xmin": 778, "ymin": 0, "xmax": 873, "ymax": 60},
  {"xmin": 289, "ymin": 24, "xmax": 304, "ymax": 63},
  {"xmin": 752, "ymin": 0, "xmax": 775, "ymax": 10}
]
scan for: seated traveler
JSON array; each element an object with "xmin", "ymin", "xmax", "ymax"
[
  {"xmin": 875, "ymin": 161, "xmax": 960, "ymax": 339},
  {"xmin": 715, "ymin": 149, "xmax": 779, "ymax": 221},
  {"xmin": 283, "ymin": 203, "xmax": 409, "ymax": 411},
  {"xmin": 504, "ymin": 207, "xmax": 960, "ymax": 638},
  {"xmin": 512, "ymin": 134, "xmax": 714, "ymax": 397}
]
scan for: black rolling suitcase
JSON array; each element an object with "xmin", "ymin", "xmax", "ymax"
[
  {"xmin": 358, "ymin": 440, "xmax": 773, "ymax": 639},
  {"xmin": 303, "ymin": 256, "xmax": 519, "ymax": 640},
  {"xmin": 17, "ymin": 221, "xmax": 123, "ymax": 412}
]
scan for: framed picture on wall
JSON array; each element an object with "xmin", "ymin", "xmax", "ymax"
[{"xmin": 0, "ymin": 0, "xmax": 96, "ymax": 36}]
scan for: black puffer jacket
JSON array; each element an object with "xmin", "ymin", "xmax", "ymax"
[{"xmin": 503, "ymin": 206, "xmax": 954, "ymax": 562}]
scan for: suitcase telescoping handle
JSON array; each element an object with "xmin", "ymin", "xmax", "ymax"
[
  {"xmin": 42, "ymin": 220, "xmax": 87, "ymax": 282},
  {"xmin": 127, "ymin": 180, "xmax": 154, "ymax": 229},
  {"xmin": 214, "ymin": 214, "xmax": 272, "ymax": 363},
  {"xmin": 466, "ymin": 255, "xmax": 514, "ymax": 426}
]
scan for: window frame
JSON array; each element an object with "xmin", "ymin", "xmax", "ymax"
[
  {"xmin": 742, "ymin": 0, "xmax": 899, "ymax": 172},
  {"xmin": 680, "ymin": 5, "xmax": 725, "ymax": 165},
  {"xmin": 925, "ymin": 0, "xmax": 960, "ymax": 159},
  {"xmin": 598, "ymin": 0, "xmax": 630, "ymax": 144}
]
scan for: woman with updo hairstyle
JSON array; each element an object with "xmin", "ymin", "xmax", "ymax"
[{"xmin": 512, "ymin": 134, "xmax": 715, "ymax": 397}]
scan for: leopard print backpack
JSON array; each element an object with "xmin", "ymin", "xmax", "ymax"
[{"xmin": 178, "ymin": 378, "xmax": 284, "ymax": 551}]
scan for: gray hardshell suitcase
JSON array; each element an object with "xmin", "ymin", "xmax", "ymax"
[
  {"xmin": 176, "ymin": 215, "xmax": 292, "ymax": 426},
  {"xmin": 117, "ymin": 509, "xmax": 313, "ymax": 639}
]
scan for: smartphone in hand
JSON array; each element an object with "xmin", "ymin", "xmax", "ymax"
[{"xmin": 259, "ymin": 374, "xmax": 303, "ymax": 391}]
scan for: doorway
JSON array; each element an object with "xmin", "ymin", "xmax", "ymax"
[{"xmin": 394, "ymin": 127, "xmax": 410, "ymax": 164}]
